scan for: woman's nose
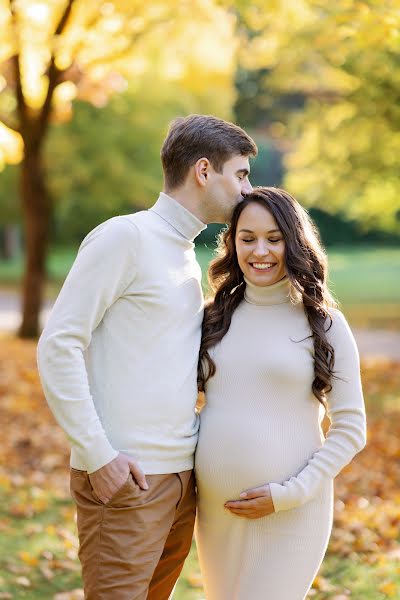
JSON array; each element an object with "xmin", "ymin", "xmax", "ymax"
[{"xmin": 253, "ymin": 241, "xmax": 269, "ymax": 257}]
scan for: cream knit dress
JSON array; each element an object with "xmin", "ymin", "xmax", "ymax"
[{"xmin": 195, "ymin": 277, "xmax": 366, "ymax": 600}]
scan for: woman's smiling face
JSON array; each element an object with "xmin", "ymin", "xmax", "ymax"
[{"xmin": 235, "ymin": 201, "xmax": 286, "ymax": 287}]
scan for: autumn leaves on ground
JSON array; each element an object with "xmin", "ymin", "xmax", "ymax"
[{"xmin": 0, "ymin": 336, "xmax": 399, "ymax": 599}]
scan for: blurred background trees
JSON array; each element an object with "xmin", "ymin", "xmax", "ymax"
[
  {"xmin": 235, "ymin": 0, "xmax": 400, "ymax": 234},
  {"xmin": 0, "ymin": 0, "xmax": 236, "ymax": 336},
  {"xmin": 0, "ymin": 0, "xmax": 399, "ymax": 337}
]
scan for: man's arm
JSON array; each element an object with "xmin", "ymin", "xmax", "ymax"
[{"xmin": 37, "ymin": 217, "xmax": 139, "ymax": 474}]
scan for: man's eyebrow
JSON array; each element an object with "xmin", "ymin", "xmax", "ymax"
[
  {"xmin": 238, "ymin": 228, "xmax": 281, "ymax": 233},
  {"xmin": 236, "ymin": 168, "xmax": 250, "ymax": 176}
]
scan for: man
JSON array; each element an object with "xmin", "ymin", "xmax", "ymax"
[{"xmin": 37, "ymin": 114, "xmax": 257, "ymax": 599}]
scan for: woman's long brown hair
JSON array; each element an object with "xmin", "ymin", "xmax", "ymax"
[{"xmin": 198, "ymin": 187, "xmax": 338, "ymax": 406}]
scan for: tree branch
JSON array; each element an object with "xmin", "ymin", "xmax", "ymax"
[
  {"xmin": 9, "ymin": 0, "xmax": 27, "ymax": 133},
  {"xmin": 55, "ymin": 0, "xmax": 76, "ymax": 36},
  {"xmin": 38, "ymin": 0, "xmax": 76, "ymax": 137}
]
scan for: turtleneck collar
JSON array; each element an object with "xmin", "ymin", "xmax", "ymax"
[
  {"xmin": 150, "ymin": 192, "xmax": 206, "ymax": 242},
  {"xmin": 244, "ymin": 275, "xmax": 291, "ymax": 306}
]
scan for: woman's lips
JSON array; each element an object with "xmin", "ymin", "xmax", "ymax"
[{"xmin": 250, "ymin": 262, "xmax": 276, "ymax": 271}]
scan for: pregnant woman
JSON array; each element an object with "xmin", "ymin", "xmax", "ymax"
[{"xmin": 195, "ymin": 187, "xmax": 367, "ymax": 599}]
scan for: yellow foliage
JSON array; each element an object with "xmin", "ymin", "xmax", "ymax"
[
  {"xmin": 18, "ymin": 552, "xmax": 39, "ymax": 567},
  {"xmin": 379, "ymin": 581, "xmax": 397, "ymax": 597},
  {"xmin": 0, "ymin": 123, "xmax": 23, "ymax": 165},
  {"xmin": 236, "ymin": 0, "xmax": 400, "ymax": 232},
  {"xmin": 0, "ymin": 0, "xmax": 237, "ymax": 167}
]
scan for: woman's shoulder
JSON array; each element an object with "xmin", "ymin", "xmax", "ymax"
[
  {"xmin": 325, "ymin": 307, "xmax": 358, "ymax": 349},
  {"xmin": 326, "ymin": 307, "xmax": 347, "ymax": 326}
]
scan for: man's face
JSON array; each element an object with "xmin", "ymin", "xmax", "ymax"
[{"xmin": 206, "ymin": 155, "xmax": 253, "ymax": 223}]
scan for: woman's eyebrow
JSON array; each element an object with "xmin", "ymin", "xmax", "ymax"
[{"xmin": 238, "ymin": 228, "xmax": 281, "ymax": 233}]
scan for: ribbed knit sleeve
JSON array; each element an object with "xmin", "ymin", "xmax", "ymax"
[
  {"xmin": 269, "ymin": 309, "xmax": 367, "ymax": 512},
  {"xmin": 37, "ymin": 217, "xmax": 138, "ymax": 473}
]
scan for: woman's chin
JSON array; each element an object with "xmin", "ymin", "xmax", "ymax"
[{"xmin": 245, "ymin": 267, "xmax": 279, "ymax": 287}]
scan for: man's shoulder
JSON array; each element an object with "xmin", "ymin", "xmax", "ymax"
[
  {"xmin": 80, "ymin": 206, "xmax": 165, "ymax": 251},
  {"xmin": 80, "ymin": 214, "xmax": 142, "ymax": 251},
  {"xmin": 121, "ymin": 210, "xmax": 155, "ymax": 227}
]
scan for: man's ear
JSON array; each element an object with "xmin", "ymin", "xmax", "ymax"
[{"xmin": 194, "ymin": 157, "xmax": 210, "ymax": 187}]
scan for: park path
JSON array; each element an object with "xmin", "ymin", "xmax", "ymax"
[{"xmin": 0, "ymin": 291, "xmax": 399, "ymax": 361}]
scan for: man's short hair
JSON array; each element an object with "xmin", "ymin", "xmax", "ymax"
[{"xmin": 161, "ymin": 114, "xmax": 258, "ymax": 191}]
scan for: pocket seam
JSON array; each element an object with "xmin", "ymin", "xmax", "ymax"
[{"xmin": 70, "ymin": 467, "xmax": 86, "ymax": 477}]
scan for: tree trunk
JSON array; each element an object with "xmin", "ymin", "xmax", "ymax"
[{"xmin": 18, "ymin": 141, "xmax": 52, "ymax": 338}]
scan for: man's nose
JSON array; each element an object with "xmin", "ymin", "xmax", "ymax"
[{"xmin": 242, "ymin": 179, "xmax": 253, "ymax": 196}]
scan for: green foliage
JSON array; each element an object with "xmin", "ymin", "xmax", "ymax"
[
  {"xmin": 2, "ymin": 0, "xmax": 400, "ymax": 240},
  {"xmin": 47, "ymin": 92, "xmax": 165, "ymax": 243},
  {"xmin": 0, "ymin": 0, "xmax": 237, "ymax": 243},
  {"xmin": 47, "ymin": 73, "xmax": 236, "ymax": 243},
  {"xmin": 248, "ymin": 137, "xmax": 283, "ymax": 188},
  {"xmin": 235, "ymin": 0, "xmax": 400, "ymax": 234},
  {"xmin": 0, "ymin": 71, "xmax": 234, "ymax": 243}
]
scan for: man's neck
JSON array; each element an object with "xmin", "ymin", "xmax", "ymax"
[{"xmin": 164, "ymin": 187, "xmax": 206, "ymax": 224}]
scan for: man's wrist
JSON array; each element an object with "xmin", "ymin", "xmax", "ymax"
[{"xmin": 74, "ymin": 442, "xmax": 118, "ymax": 474}]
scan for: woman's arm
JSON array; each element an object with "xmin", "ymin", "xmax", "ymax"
[{"xmin": 268, "ymin": 309, "xmax": 367, "ymax": 512}]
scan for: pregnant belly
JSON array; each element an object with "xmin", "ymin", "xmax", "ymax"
[{"xmin": 195, "ymin": 408, "xmax": 322, "ymax": 503}]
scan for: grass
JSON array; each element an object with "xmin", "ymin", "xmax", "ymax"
[
  {"xmin": 0, "ymin": 493, "xmax": 82, "ymax": 598},
  {"xmin": 326, "ymin": 247, "xmax": 400, "ymax": 305}
]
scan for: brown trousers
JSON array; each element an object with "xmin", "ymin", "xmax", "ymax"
[{"xmin": 70, "ymin": 468, "xmax": 196, "ymax": 600}]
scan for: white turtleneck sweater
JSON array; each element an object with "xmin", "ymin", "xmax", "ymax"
[
  {"xmin": 196, "ymin": 276, "xmax": 367, "ymax": 513},
  {"xmin": 195, "ymin": 276, "xmax": 367, "ymax": 599},
  {"xmin": 37, "ymin": 193, "xmax": 206, "ymax": 474}
]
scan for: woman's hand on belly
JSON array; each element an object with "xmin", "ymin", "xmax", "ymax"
[{"xmin": 224, "ymin": 484, "xmax": 275, "ymax": 519}]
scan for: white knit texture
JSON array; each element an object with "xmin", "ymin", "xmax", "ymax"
[
  {"xmin": 38, "ymin": 194, "xmax": 206, "ymax": 474},
  {"xmin": 195, "ymin": 277, "xmax": 366, "ymax": 599}
]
